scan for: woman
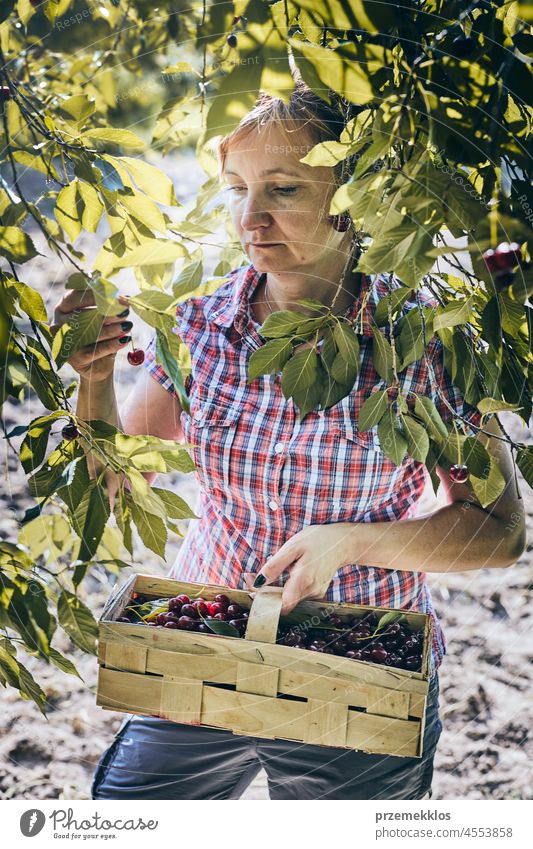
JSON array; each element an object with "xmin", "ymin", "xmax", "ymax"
[{"xmin": 53, "ymin": 82, "xmax": 525, "ymax": 800}]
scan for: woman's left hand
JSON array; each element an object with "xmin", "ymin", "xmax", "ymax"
[{"xmin": 246, "ymin": 524, "xmax": 355, "ymax": 615}]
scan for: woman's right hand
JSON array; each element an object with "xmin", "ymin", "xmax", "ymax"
[{"xmin": 51, "ymin": 290, "xmax": 132, "ymax": 383}]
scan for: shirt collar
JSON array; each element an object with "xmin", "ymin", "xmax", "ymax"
[{"xmin": 206, "ymin": 263, "xmax": 377, "ymax": 338}]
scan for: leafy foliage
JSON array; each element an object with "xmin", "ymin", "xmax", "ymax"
[{"xmin": 0, "ymin": 0, "xmax": 531, "ymax": 710}]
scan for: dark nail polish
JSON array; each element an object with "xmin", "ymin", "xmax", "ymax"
[
  {"xmin": 253, "ymin": 574, "xmax": 266, "ymax": 588},
  {"xmin": 118, "ymin": 309, "xmax": 130, "ymax": 318},
  {"xmin": 119, "ymin": 335, "xmax": 131, "ymax": 344},
  {"xmin": 120, "ymin": 321, "xmax": 133, "ymax": 331}
]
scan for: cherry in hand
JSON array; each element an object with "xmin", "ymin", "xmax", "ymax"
[
  {"xmin": 449, "ymin": 464, "xmax": 469, "ymax": 483},
  {"xmin": 127, "ymin": 348, "xmax": 145, "ymax": 366}
]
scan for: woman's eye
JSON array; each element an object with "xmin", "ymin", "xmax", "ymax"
[
  {"xmin": 274, "ymin": 186, "xmax": 297, "ymax": 195},
  {"xmin": 227, "ymin": 185, "xmax": 246, "ymax": 193}
]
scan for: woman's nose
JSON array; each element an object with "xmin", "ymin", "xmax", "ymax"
[{"xmin": 240, "ymin": 195, "xmax": 272, "ymax": 231}]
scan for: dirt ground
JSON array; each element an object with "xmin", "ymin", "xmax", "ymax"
[{"xmin": 1, "ymin": 154, "xmax": 532, "ymax": 801}]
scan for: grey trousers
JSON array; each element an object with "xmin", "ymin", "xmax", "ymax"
[{"xmin": 92, "ymin": 674, "xmax": 442, "ymax": 800}]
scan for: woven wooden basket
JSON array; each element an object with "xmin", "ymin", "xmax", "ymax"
[{"xmin": 96, "ymin": 574, "xmax": 433, "ymax": 757}]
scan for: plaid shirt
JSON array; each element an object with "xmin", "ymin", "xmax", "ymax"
[{"xmin": 144, "ymin": 264, "xmax": 484, "ymax": 671}]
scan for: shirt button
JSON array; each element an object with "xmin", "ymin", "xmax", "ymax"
[
  {"xmin": 274, "ymin": 442, "xmax": 284, "ymax": 454},
  {"xmin": 268, "ymin": 500, "xmax": 278, "ymax": 511},
  {"xmin": 193, "ymin": 410, "xmax": 203, "ymax": 421}
]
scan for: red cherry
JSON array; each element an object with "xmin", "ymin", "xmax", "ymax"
[
  {"xmin": 127, "ymin": 348, "xmax": 145, "ymax": 366},
  {"xmin": 164, "ymin": 620, "xmax": 180, "ymax": 629},
  {"xmin": 168, "ymin": 597, "xmax": 183, "ymax": 613},
  {"xmin": 209, "ymin": 602, "xmax": 226, "ymax": 616},
  {"xmin": 180, "ymin": 603, "xmax": 198, "ymax": 619},
  {"xmin": 345, "ymin": 649, "xmax": 364, "ymax": 660},
  {"xmin": 449, "ymin": 463, "xmax": 469, "ymax": 483},
  {"xmin": 176, "ymin": 594, "xmax": 191, "ymax": 605},
  {"xmin": 214, "ymin": 611, "xmax": 228, "ymax": 621},
  {"xmin": 61, "ymin": 422, "xmax": 79, "ymax": 441},
  {"xmin": 0, "ymin": 86, "xmax": 11, "ymax": 102},
  {"xmin": 192, "ymin": 600, "xmax": 209, "ymax": 617},
  {"xmin": 405, "ymin": 655, "xmax": 422, "ymax": 671},
  {"xmin": 483, "ymin": 243, "xmax": 522, "ymax": 274},
  {"xmin": 177, "ymin": 615, "xmax": 197, "ymax": 630},
  {"xmin": 226, "ymin": 603, "xmax": 243, "ymax": 618},
  {"xmin": 214, "ymin": 594, "xmax": 230, "ymax": 608}
]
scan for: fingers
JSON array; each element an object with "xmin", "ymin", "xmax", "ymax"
[
  {"xmin": 280, "ymin": 567, "xmax": 314, "ymax": 615},
  {"xmin": 55, "ymin": 288, "xmax": 96, "ymax": 316},
  {"xmin": 253, "ymin": 539, "xmax": 302, "ymax": 588},
  {"xmin": 74, "ymin": 333, "xmax": 131, "ymax": 367}
]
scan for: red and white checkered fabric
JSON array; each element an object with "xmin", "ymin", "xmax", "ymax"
[{"xmin": 144, "ymin": 264, "xmax": 485, "ymax": 670}]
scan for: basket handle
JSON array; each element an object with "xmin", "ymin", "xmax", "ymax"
[{"xmin": 244, "ymin": 586, "xmax": 284, "ymax": 644}]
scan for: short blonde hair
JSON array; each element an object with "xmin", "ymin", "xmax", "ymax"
[{"xmin": 218, "ymin": 79, "xmax": 351, "ymax": 186}]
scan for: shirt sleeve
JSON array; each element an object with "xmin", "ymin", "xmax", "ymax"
[{"xmin": 425, "ymin": 333, "xmax": 492, "ymax": 438}]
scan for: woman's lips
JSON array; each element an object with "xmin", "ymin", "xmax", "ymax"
[{"xmin": 249, "ymin": 242, "xmax": 283, "ymax": 248}]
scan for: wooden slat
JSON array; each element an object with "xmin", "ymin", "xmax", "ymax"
[
  {"xmin": 146, "ymin": 649, "xmax": 237, "ymax": 684},
  {"xmin": 366, "ymin": 685, "xmax": 410, "ymax": 720},
  {"xmin": 105, "ymin": 643, "xmax": 148, "ymax": 674},
  {"xmin": 99, "ymin": 624, "xmax": 428, "ymax": 696},
  {"xmin": 304, "ymin": 699, "xmax": 349, "ymax": 747},
  {"xmin": 160, "ymin": 679, "xmax": 202, "ymax": 724},
  {"xmin": 97, "ymin": 667, "xmax": 162, "ymax": 715},
  {"xmin": 236, "ymin": 662, "xmax": 279, "ymax": 696},
  {"xmin": 346, "ymin": 711, "xmax": 421, "ymax": 757},
  {"xmin": 245, "ymin": 587, "xmax": 283, "ymax": 644},
  {"xmin": 201, "ymin": 686, "xmax": 304, "ymax": 741}
]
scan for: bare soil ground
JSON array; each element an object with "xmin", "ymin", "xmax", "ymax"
[{"xmin": 1, "ymin": 154, "xmax": 531, "ymax": 801}]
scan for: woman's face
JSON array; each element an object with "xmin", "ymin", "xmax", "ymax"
[{"xmin": 222, "ymin": 123, "xmax": 349, "ymax": 276}]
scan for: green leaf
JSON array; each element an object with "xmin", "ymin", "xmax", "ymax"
[
  {"xmin": 477, "ymin": 398, "xmax": 522, "ymax": 414},
  {"xmin": 57, "ymin": 591, "xmax": 98, "ymax": 654},
  {"xmin": 0, "ymin": 226, "xmax": 38, "ymax": 263},
  {"xmin": 55, "ymin": 182, "xmax": 82, "ymax": 242},
  {"xmin": 114, "ymin": 156, "xmax": 178, "ymax": 205},
  {"xmin": 119, "ymin": 190, "xmax": 166, "ymax": 232},
  {"xmin": 433, "ymin": 297, "xmax": 474, "ymax": 332},
  {"xmin": 172, "ymin": 256, "xmax": 203, "ymax": 299},
  {"xmin": 129, "ymin": 499, "xmax": 167, "ymax": 559},
  {"xmin": 516, "ymin": 447, "xmax": 533, "ymax": 488},
  {"xmin": 154, "ymin": 329, "xmax": 190, "ymax": 415},
  {"xmin": 72, "ymin": 481, "xmax": 110, "ymax": 563},
  {"xmin": 402, "ymin": 414, "xmax": 430, "ymax": 464},
  {"xmin": 248, "ymin": 338, "xmax": 293, "ymax": 381},
  {"xmin": 81, "ymin": 128, "xmax": 145, "ymax": 151},
  {"xmin": 16, "ymin": 661, "xmax": 48, "ymax": 714},
  {"xmin": 260, "ymin": 310, "xmax": 322, "ymax": 339},
  {"xmin": 330, "ymin": 352, "xmax": 358, "ymax": 384},
  {"xmin": 52, "ymin": 307, "xmax": 105, "ymax": 369},
  {"xmin": 463, "ymin": 437, "xmax": 491, "ymax": 480},
  {"xmin": 414, "ymin": 396, "xmax": 448, "ymax": 441},
  {"xmin": 281, "ymin": 347, "xmax": 318, "ymax": 400},
  {"xmin": 300, "ymin": 140, "xmax": 353, "ymax": 167},
  {"xmin": 77, "ymin": 181, "xmax": 104, "ymax": 233},
  {"xmin": 374, "ymin": 287, "xmax": 412, "ymax": 327},
  {"xmin": 333, "ymin": 322, "xmax": 360, "ymax": 367},
  {"xmin": 376, "ymin": 611, "xmax": 404, "ymax": 632},
  {"xmin": 358, "ymin": 389, "xmax": 389, "ymax": 431},
  {"xmin": 469, "ymin": 457, "xmax": 506, "ymax": 509},
  {"xmin": 200, "ymin": 616, "xmax": 240, "ymax": 637},
  {"xmin": 47, "ymin": 646, "xmax": 82, "ymax": 679},
  {"xmin": 20, "ymin": 416, "xmax": 55, "ymax": 474},
  {"xmin": 110, "ymin": 239, "xmax": 186, "ymax": 269},
  {"xmin": 151, "ymin": 487, "xmax": 199, "ymax": 520},
  {"xmin": 371, "ymin": 327, "xmax": 394, "ymax": 383},
  {"xmin": 377, "ymin": 406, "xmax": 408, "ymax": 466}
]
